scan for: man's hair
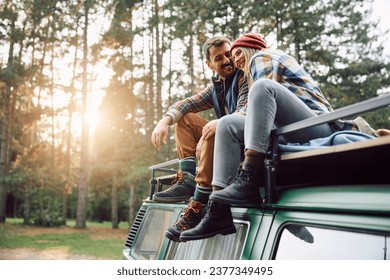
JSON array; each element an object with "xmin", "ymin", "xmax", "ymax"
[{"xmin": 202, "ymin": 36, "xmax": 231, "ymax": 61}]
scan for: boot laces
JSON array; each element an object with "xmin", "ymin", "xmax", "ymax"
[
  {"xmin": 171, "ymin": 170, "xmax": 184, "ymax": 185},
  {"xmin": 175, "ymin": 201, "xmax": 200, "ymax": 230},
  {"xmin": 182, "ymin": 202, "xmax": 201, "ymax": 216},
  {"xmin": 232, "ymin": 166, "xmax": 252, "ymax": 183}
]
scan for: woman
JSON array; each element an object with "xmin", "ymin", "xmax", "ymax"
[
  {"xmin": 179, "ymin": 33, "xmax": 335, "ymax": 241},
  {"xmin": 209, "ymin": 33, "xmax": 335, "ymax": 205}
]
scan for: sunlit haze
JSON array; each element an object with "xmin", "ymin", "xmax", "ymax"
[
  {"xmin": 33, "ymin": 0, "xmax": 390, "ymax": 137},
  {"xmin": 372, "ymin": 0, "xmax": 390, "ymax": 54}
]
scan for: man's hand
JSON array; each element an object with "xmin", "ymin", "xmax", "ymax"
[
  {"xmin": 196, "ymin": 120, "xmax": 218, "ymax": 158},
  {"xmin": 151, "ymin": 116, "xmax": 171, "ymax": 151},
  {"xmin": 202, "ymin": 119, "xmax": 218, "ymax": 140}
]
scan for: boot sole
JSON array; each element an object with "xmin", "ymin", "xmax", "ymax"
[
  {"xmin": 210, "ymin": 193, "xmax": 262, "ymax": 205},
  {"xmin": 179, "ymin": 226, "xmax": 237, "ymax": 242},
  {"xmin": 152, "ymin": 195, "xmax": 191, "ymax": 203},
  {"xmin": 165, "ymin": 230, "xmax": 181, "ymax": 242}
]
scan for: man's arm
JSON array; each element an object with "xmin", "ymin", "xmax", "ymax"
[
  {"xmin": 151, "ymin": 83, "xmax": 214, "ymax": 151},
  {"xmin": 151, "ymin": 115, "xmax": 172, "ymax": 151},
  {"xmin": 164, "ymin": 83, "xmax": 214, "ymax": 125}
]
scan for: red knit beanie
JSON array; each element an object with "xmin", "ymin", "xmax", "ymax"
[{"xmin": 231, "ymin": 33, "xmax": 268, "ymax": 53}]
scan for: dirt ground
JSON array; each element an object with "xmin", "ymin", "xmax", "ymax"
[
  {"xmin": 0, "ymin": 224, "xmax": 128, "ymax": 260},
  {"xmin": 0, "ymin": 248, "xmax": 100, "ymax": 260}
]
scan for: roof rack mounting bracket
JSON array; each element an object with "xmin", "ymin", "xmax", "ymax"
[{"xmin": 265, "ymin": 130, "xmax": 279, "ymax": 204}]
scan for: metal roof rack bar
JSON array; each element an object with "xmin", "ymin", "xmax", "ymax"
[
  {"xmin": 275, "ymin": 93, "xmax": 390, "ymax": 137},
  {"xmin": 265, "ymin": 93, "xmax": 390, "ymax": 204}
]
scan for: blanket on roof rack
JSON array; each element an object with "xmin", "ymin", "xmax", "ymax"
[{"xmin": 279, "ymin": 131, "xmax": 375, "ymax": 154}]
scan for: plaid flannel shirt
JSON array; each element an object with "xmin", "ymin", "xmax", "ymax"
[
  {"xmin": 250, "ymin": 49, "xmax": 333, "ymax": 114},
  {"xmin": 250, "ymin": 49, "xmax": 359, "ymax": 132},
  {"xmin": 165, "ymin": 71, "xmax": 248, "ymax": 124}
]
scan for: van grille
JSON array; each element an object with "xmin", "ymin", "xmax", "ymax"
[{"xmin": 124, "ymin": 208, "xmax": 146, "ymax": 249}]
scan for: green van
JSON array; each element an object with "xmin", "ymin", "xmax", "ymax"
[{"xmin": 122, "ymin": 94, "xmax": 390, "ymax": 260}]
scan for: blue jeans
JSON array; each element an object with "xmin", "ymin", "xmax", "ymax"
[{"xmin": 211, "ymin": 79, "xmax": 334, "ymax": 189}]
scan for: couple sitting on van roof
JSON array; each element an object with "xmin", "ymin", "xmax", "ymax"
[{"xmin": 150, "ymin": 33, "xmax": 371, "ymax": 242}]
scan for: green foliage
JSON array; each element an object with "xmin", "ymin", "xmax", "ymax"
[
  {"xmin": 0, "ymin": 219, "xmax": 127, "ymax": 259},
  {"xmin": 30, "ymin": 190, "xmax": 66, "ymax": 227},
  {"xmin": 1, "ymin": 0, "xmax": 389, "ymax": 227},
  {"xmin": 33, "ymin": 211, "xmax": 66, "ymax": 227}
]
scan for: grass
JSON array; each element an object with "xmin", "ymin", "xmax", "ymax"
[{"xmin": 0, "ymin": 218, "xmax": 130, "ymax": 260}]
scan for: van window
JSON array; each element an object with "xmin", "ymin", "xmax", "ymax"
[
  {"xmin": 275, "ymin": 224, "xmax": 389, "ymax": 260},
  {"xmin": 165, "ymin": 222, "xmax": 248, "ymax": 260},
  {"xmin": 131, "ymin": 208, "xmax": 173, "ymax": 260}
]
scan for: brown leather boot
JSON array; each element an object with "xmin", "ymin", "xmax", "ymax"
[
  {"xmin": 165, "ymin": 198, "xmax": 203, "ymax": 242},
  {"xmin": 153, "ymin": 170, "xmax": 196, "ymax": 203}
]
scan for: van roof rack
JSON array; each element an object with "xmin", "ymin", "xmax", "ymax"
[
  {"xmin": 265, "ymin": 94, "xmax": 390, "ymax": 204},
  {"xmin": 148, "ymin": 158, "xmax": 179, "ymax": 200}
]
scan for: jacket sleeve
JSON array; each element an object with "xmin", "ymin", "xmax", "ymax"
[{"xmin": 164, "ymin": 83, "xmax": 214, "ymax": 124}]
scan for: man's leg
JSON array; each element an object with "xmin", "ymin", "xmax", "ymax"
[
  {"xmin": 192, "ymin": 133, "xmax": 214, "ymax": 204},
  {"xmin": 166, "ymin": 116, "xmax": 216, "ymax": 241},
  {"xmin": 180, "ymin": 115, "xmax": 245, "ymax": 241},
  {"xmin": 176, "ymin": 113, "xmax": 207, "ymax": 175},
  {"xmin": 153, "ymin": 113, "xmax": 207, "ymax": 203}
]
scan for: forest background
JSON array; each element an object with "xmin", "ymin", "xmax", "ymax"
[{"xmin": 0, "ymin": 0, "xmax": 389, "ymax": 229}]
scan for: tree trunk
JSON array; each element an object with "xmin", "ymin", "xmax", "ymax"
[
  {"xmin": 129, "ymin": 184, "xmax": 135, "ymax": 225},
  {"xmin": 111, "ymin": 167, "xmax": 119, "ymax": 229},
  {"xmin": 148, "ymin": 19, "xmax": 155, "ymax": 123},
  {"xmin": 63, "ymin": 15, "xmax": 80, "ymax": 220},
  {"xmin": 188, "ymin": 33, "xmax": 195, "ymax": 94},
  {"xmin": 50, "ymin": 37, "xmax": 56, "ymax": 175},
  {"xmin": 111, "ymin": 135, "xmax": 119, "ymax": 229},
  {"xmin": 0, "ymin": 88, "xmax": 10, "ymax": 222},
  {"xmin": 0, "ymin": 14, "xmax": 16, "ymax": 223},
  {"xmin": 154, "ymin": 0, "xmax": 163, "ymax": 120},
  {"xmin": 76, "ymin": 0, "xmax": 90, "ymax": 228},
  {"xmin": 23, "ymin": 187, "xmax": 31, "ymax": 224}
]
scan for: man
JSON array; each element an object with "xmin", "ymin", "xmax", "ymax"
[
  {"xmin": 150, "ymin": 36, "xmax": 248, "ymax": 241},
  {"xmin": 179, "ymin": 33, "xmax": 332, "ymax": 242}
]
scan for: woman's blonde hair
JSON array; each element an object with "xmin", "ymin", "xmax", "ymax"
[{"xmin": 239, "ymin": 47, "xmax": 261, "ymax": 87}]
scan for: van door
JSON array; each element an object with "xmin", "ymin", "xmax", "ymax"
[{"xmin": 261, "ymin": 210, "xmax": 390, "ymax": 260}]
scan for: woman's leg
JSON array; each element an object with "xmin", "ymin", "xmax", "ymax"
[
  {"xmin": 211, "ymin": 114, "xmax": 245, "ymax": 189},
  {"xmin": 245, "ymin": 79, "xmax": 334, "ymax": 153},
  {"xmin": 211, "ymin": 79, "xmax": 334, "ymax": 205}
]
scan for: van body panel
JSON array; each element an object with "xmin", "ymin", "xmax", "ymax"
[
  {"xmin": 275, "ymin": 185, "xmax": 390, "ymax": 214},
  {"xmin": 123, "ymin": 95, "xmax": 390, "ymax": 260},
  {"xmin": 123, "ymin": 185, "xmax": 390, "ymax": 260}
]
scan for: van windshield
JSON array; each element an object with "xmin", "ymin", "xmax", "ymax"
[
  {"xmin": 166, "ymin": 221, "xmax": 249, "ymax": 260},
  {"xmin": 131, "ymin": 208, "xmax": 174, "ymax": 260},
  {"xmin": 275, "ymin": 225, "xmax": 389, "ymax": 260}
]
